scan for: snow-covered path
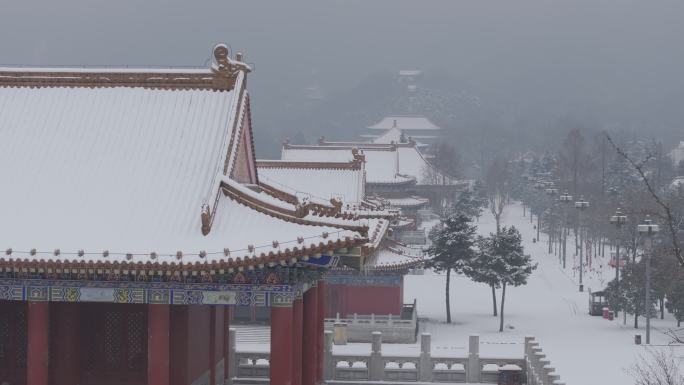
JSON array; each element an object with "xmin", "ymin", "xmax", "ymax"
[{"xmin": 404, "ymin": 203, "xmax": 681, "ymax": 385}]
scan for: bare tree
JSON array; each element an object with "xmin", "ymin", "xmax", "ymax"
[
  {"xmin": 484, "ymin": 158, "xmax": 510, "ymax": 316},
  {"xmin": 629, "ymin": 349, "xmax": 684, "ymax": 385},
  {"xmin": 486, "ymin": 158, "xmax": 510, "ymax": 234},
  {"xmin": 606, "ymin": 134, "xmax": 683, "ymax": 267}
]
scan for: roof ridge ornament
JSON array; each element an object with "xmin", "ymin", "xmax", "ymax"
[{"xmin": 211, "ymin": 43, "xmax": 251, "ymax": 90}]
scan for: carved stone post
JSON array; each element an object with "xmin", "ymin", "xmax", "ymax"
[
  {"xmin": 418, "ymin": 333, "xmax": 432, "ymax": 382},
  {"xmin": 467, "ymin": 335, "xmax": 481, "ymax": 383},
  {"xmin": 369, "ymin": 331, "xmax": 384, "ymax": 381},
  {"xmin": 228, "ymin": 328, "xmax": 237, "ymax": 385},
  {"xmin": 524, "ymin": 336, "xmax": 535, "ymax": 385},
  {"xmin": 324, "ymin": 330, "xmax": 334, "ymax": 381}
]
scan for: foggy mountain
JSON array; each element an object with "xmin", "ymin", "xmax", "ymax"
[{"xmin": 1, "ymin": 0, "xmax": 683, "ymax": 160}]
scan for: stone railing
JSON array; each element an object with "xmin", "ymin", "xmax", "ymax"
[
  {"xmin": 525, "ymin": 336, "xmax": 565, "ymax": 385},
  {"xmin": 228, "ymin": 328, "xmax": 563, "ymax": 384},
  {"xmin": 324, "ymin": 301, "xmax": 418, "ymax": 343},
  {"xmin": 324, "ymin": 332, "xmax": 525, "ymax": 383}
]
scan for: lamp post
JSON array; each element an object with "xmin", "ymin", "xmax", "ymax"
[
  {"xmin": 609, "ymin": 208, "xmax": 627, "ymax": 320},
  {"xmin": 533, "ymin": 180, "xmax": 546, "ymax": 241},
  {"xmin": 559, "ymin": 191, "xmax": 573, "ymax": 268},
  {"xmin": 638, "ymin": 216, "xmax": 659, "ymax": 344},
  {"xmin": 575, "ymin": 196, "xmax": 590, "ymax": 292},
  {"xmin": 545, "ymin": 187, "xmax": 559, "ymax": 255}
]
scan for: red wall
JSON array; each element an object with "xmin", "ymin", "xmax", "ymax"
[{"xmin": 326, "ymin": 284, "xmax": 403, "ymax": 317}]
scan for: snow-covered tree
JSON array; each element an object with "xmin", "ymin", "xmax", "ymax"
[
  {"xmin": 467, "ymin": 235, "xmax": 503, "ymax": 316},
  {"xmin": 605, "ymin": 259, "xmax": 658, "ymax": 329},
  {"xmin": 449, "ymin": 181, "xmax": 488, "ymax": 220},
  {"xmin": 470, "ymin": 226, "xmax": 536, "ymax": 332},
  {"xmin": 425, "ymin": 213, "xmax": 477, "ymax": 323}
]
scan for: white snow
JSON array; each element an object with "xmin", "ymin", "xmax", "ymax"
[
  {"xmin": 403, "ymin": 203, "xmax": 681, "ymax": 385},
  {"xmin": 257, "ymin": 164, "xmax": 365, "ymax": 203},
  {"xmin": 0, "ymin": 80, "xmax": 360, "ymax": 263}
]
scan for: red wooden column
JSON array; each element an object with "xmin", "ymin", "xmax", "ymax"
[
  {"xmin": 223, "ymin": 307, "xmax": 231, "ymax": 383},
  {"xmin": 27, "ymin": 301, "xmax": 49, "ymax": 385},
  {"xmin": 271, "ymin": 305, "xmax": 294, "ymax": 385},
  {"xmin": 209, "ymin": 306, "xmax": 217, "ymax": 385},
  {"xmin": 316, "ymin": 281, "xmax": 326, "ymax": 383},
  {"xmin": 148, "ymin": 304, "xmax": 171, "ymax": 385},
  {"xmin": 292, "ymin": 296, "xmax": 304, "ymax": 385},
  {"xmin": 53, "ymin": 303, "xmax": 80, "ymax": 385},
  {"xmin": 302, "ymin": 285, "xmax": 318, "ymax": 385}
]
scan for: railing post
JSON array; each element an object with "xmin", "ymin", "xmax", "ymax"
[
  {"xmin": 418, "ymin": 333, "xmax": 432, "ymax": 382},
  {"xmin": 228, "ymin": 328, "xmax": 236, "ymax": 385},
  {"xmin": 524, "ymin": 335, "xmax": 535, "ymax": 384},
  {"xmin": 324, "ymin": 330, "xmax": 334, "ymax": 381},
  {"xmin": 369, "ymin": 331, "xmax": 384, "ymax": 380},
  {"xmin": 467, "ymin": 334, "xmax": 481, "ymax": 383}
]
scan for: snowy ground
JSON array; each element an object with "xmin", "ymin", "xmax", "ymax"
[
  {"xmin": 400, "ymin": 203, "xmax": 683, "ymax": 385},
  {"xmin": 235, "ymin": 203, "xmax": 684, "ymax": 384}
]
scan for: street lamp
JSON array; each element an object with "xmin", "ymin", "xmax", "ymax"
[
  {"xmin": 533, "ymin": 181, "xmax": 546, "ymax": 240},
  {"xmin": 545, "ymin": 187, "xmax": 559, "ymax": 255},
  {"xmin": 559, "ymin": 191, "xmax": 573, "ymax": 268},
  {"xmin": 610, "ymin": 208, "xmax": 627, "ymax": 322},
  {"xmin": 638, "ymin": 216, "xmax": 659, "ymax": 344},
  {"xmin": 575, "ymin": 196, "xmax": 590, "ymax": 292}
]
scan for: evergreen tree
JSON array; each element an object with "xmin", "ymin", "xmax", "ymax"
[
  {"xmin": 466, "ymin": 235, "xmax": 502, "ymax": 316},
  {"xmin": 605, "ymin": 259, "xmax": 658, "ymax": 328},
  {"xmin": 470, "ymin": 227, "xmax": 537, "ymax": 332},
  {"xmin": 425, "ymin": 213, "xmax": 477, "ymax": 323},
  {"xmin": 449, "ymin": 182, "xmax": 488, "ymax": 220}
]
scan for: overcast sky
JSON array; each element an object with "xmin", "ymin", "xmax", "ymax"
[{"xmin": 2, "ymin": 0, "xmax": 683, "ymax": 145}]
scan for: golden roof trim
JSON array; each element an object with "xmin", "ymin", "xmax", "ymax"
[{"xmin": 0, "ymin": 44, "xmax": 250, "ymax": 91}]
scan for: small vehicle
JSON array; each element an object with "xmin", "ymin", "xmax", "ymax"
[
  {"xmin": 588, "ymin": 289, "xmax": 609, "ymax": 316},
  {"xmin": 608, "ymin": 251, "xmax": 628, "ymax": 268}
]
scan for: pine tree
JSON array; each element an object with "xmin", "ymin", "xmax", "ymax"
[
  {"xmin": 470, "ymin": 226, "xmax": 537, "ymax": 332},
  {"xmin": 605, "ymin": 259, "xmax": 658, "ymax": 328},
  {"xmin": 466, "ymin": 235, "xmax": 502, "ymax": 317},
  {"xmin": 449, "ymin": 182, "xmax": 487, "ymax": 220},
  {"xmin": 425, "ymin": 213, "xmax": 477, "ymax": 323}
]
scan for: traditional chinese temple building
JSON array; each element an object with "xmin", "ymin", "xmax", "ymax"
[
  {"xmin": 362, "ymin": 115, "xmax": 442, "ymax": 147},
  {"xmin": 280, "ymin": 138, "xmax": 463, "ymax": 229},
  {"xmin": 0, "ymin": 44, "xmax": 380, "ymax": 385},
  {"xmin": 256, "ymin": 154, "xmax": 424, "ymax": 323}
]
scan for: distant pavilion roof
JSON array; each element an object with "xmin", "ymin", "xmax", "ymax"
[
  {"xmin": 367, "ymin": 115, "xmax": 441, "ymax": 131},
  {"xmin": 281, "ymin": 140, "xmax": 454, "ymax": 186}
]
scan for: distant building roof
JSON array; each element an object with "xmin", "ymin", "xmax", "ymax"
[
  {"xmin": 367, "ymin": 115, "xmax": 441, "ymax": 131},
  {"xmin": 281, "ymin": 142, "xmax": 458, "ymax": 186},
  {"xmin": 256, "ymin": 159, "xmax": 366, "ymax": 203},
  {"xmin": 398, "ymin": 70, "xmax": 422, "ymax": 77}
]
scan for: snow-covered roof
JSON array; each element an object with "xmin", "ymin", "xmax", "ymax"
[
  {"xmin": 367, "ymin": 116, "xmax": 441, "ymax": 131},
  {"xmin": 281, "ymin": 142, "xmax": 453, "ymax": 186},
  {"xmin": 384, "ymin": 196, "xmax": 430, "ymax": 208},
  {"xmin": 282, "ymin": 146, "xmax": 417, "ymax": 185},
  {"xmin": 398, "ymin": 70, "xmax": 422, "ymax": 77},
  {"xmin": 371, "ymin": 127, "xmax": 407, "ymax": 144},
  {"xmin": 367, "ymin": 241, "xmax": 424, "ymax": 271},
  {"xmin": 256, "ymin": 160, "xmax": 365, "ymax": 203},
  {"xmin": 0, "ymin": 45, "xmax": 368, "ymax": 270}
]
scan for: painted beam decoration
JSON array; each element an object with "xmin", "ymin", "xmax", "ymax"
[{"xmin": 0, "ymin": 277, "xmax": 317, "ymax": 307}]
